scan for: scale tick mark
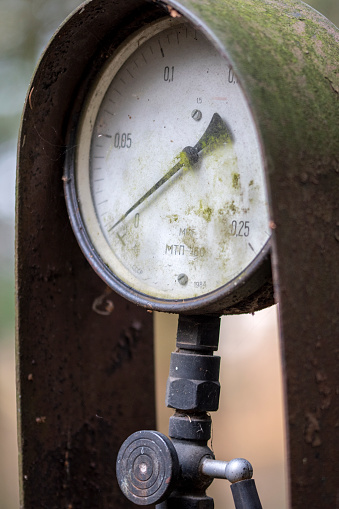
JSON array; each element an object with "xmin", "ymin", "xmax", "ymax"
[{"xmin": 158, "ymin": 40, "xmax": 165, "ymax": 57}]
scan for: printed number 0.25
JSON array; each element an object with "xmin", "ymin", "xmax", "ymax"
[{"xmin": 231, "ymin": 220, "xmax": 250, "ymax": 237}]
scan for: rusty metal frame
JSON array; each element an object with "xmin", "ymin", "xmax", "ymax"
[
  {"xmin": 16, "ymin": 2, "xmax": 163, "ymax": 507},
  {"xmin": 17, "ymin": 0, "xmax": 338, "ymax": 508}
]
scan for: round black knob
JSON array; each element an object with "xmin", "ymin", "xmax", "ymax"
[{"xmin": 116, "ymin": 430, "xmax": 179, "ymax": 505}]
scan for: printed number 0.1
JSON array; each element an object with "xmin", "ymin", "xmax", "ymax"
[{"xmin": 164, "ymin": 66, "xmax": 174, "ymax": 82}]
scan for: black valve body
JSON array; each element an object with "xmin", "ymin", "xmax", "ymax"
[{"xmin": 158, "ymin": 316, "xmax": 220, "ymax": 508}]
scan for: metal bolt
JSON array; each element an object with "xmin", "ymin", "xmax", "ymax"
[
  {"xmin": 178, "ymin": 274, "xmax": 188, "ymax": 285},
  {"xmin": 191, "ymin": 109, "xmax": 202, "ymax": 121}
]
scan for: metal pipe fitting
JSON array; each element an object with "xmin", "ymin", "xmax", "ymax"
[{"xmin": 200, "ymin": 457, "xmax": 253, "ymax": 483}]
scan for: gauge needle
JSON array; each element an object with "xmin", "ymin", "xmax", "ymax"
[{"xmin": 109, "ymin": 113, "xmax": 231, "ymax": 231}]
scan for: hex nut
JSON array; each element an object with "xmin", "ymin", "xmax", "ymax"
[
  {"xmin": 166, "ymin": 377, "xmax": 220, "ymax": 412},
  {"xmin": 175, "ymin": 315, "xmax": 220, "ymax": 352}
]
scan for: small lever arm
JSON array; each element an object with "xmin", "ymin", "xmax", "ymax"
[
  {"xmin": 230, "ymin": 479, "xmax": 263, "ymax": 509},
  {"xmin": 200, "ymin": 458, "xmax": 262, "ymax": 509}
]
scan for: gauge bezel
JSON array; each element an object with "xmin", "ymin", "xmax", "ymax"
[{"xmin": 64, "ymin": 15, "xmax": 272, "ymax": 315}]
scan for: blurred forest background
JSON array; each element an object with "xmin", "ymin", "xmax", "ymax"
[{"xmin": 0, "ymin": 1, "xmax": 337, "ymax": 508}]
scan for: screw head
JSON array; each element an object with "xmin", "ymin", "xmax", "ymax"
[
  {"xmin": 178, "ymin": 273, "xmax": 188, "ymax": 286},
  {"xmin": 191, "ymin": 109, "xmax": 202, "ymax": 121}
]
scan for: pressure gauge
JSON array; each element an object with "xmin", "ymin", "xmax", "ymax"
[{"xmin": 65, "ymin": 17, "xmax": 271, "ymax": 314}]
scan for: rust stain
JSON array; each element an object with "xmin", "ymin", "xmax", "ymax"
[
  {"xmin": 29, "ymin": 87, "xmax": 34, "ymax": 110},
  {"xmin": 92, "ymin": 286, "xmax": 114, "ymax": 315},
  {"xmin": 304, "ymin": 412, "xmax": 322, "ymax": 447},
  {"xmin": 35, "ymin": 416, "xmax": 47, "ymax": 424},
  {"xmin": 168, "ymin": 6, "xmax": 182, "ymax": 18}
]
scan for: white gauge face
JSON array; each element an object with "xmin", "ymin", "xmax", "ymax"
[{"xmin": 76, "ymin": 18, "xmax": 270, "ymax": 302}]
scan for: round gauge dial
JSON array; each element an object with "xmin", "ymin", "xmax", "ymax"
[{"xmin": 71, "ymin": 17, "xmax": 270, "ymax": 311}]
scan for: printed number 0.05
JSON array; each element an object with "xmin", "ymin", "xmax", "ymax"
[{"xmin": 114, "ymin": 133, "xmax": 132, "ymax": 149}]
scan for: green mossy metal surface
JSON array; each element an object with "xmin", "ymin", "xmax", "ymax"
[
  {"xmin": 163, "ymin": 0, "xmax": 338, "ymax": 160},
  {"xmin": 158, "ymin": 1, "xmax": 338, "ymax": 507}
]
